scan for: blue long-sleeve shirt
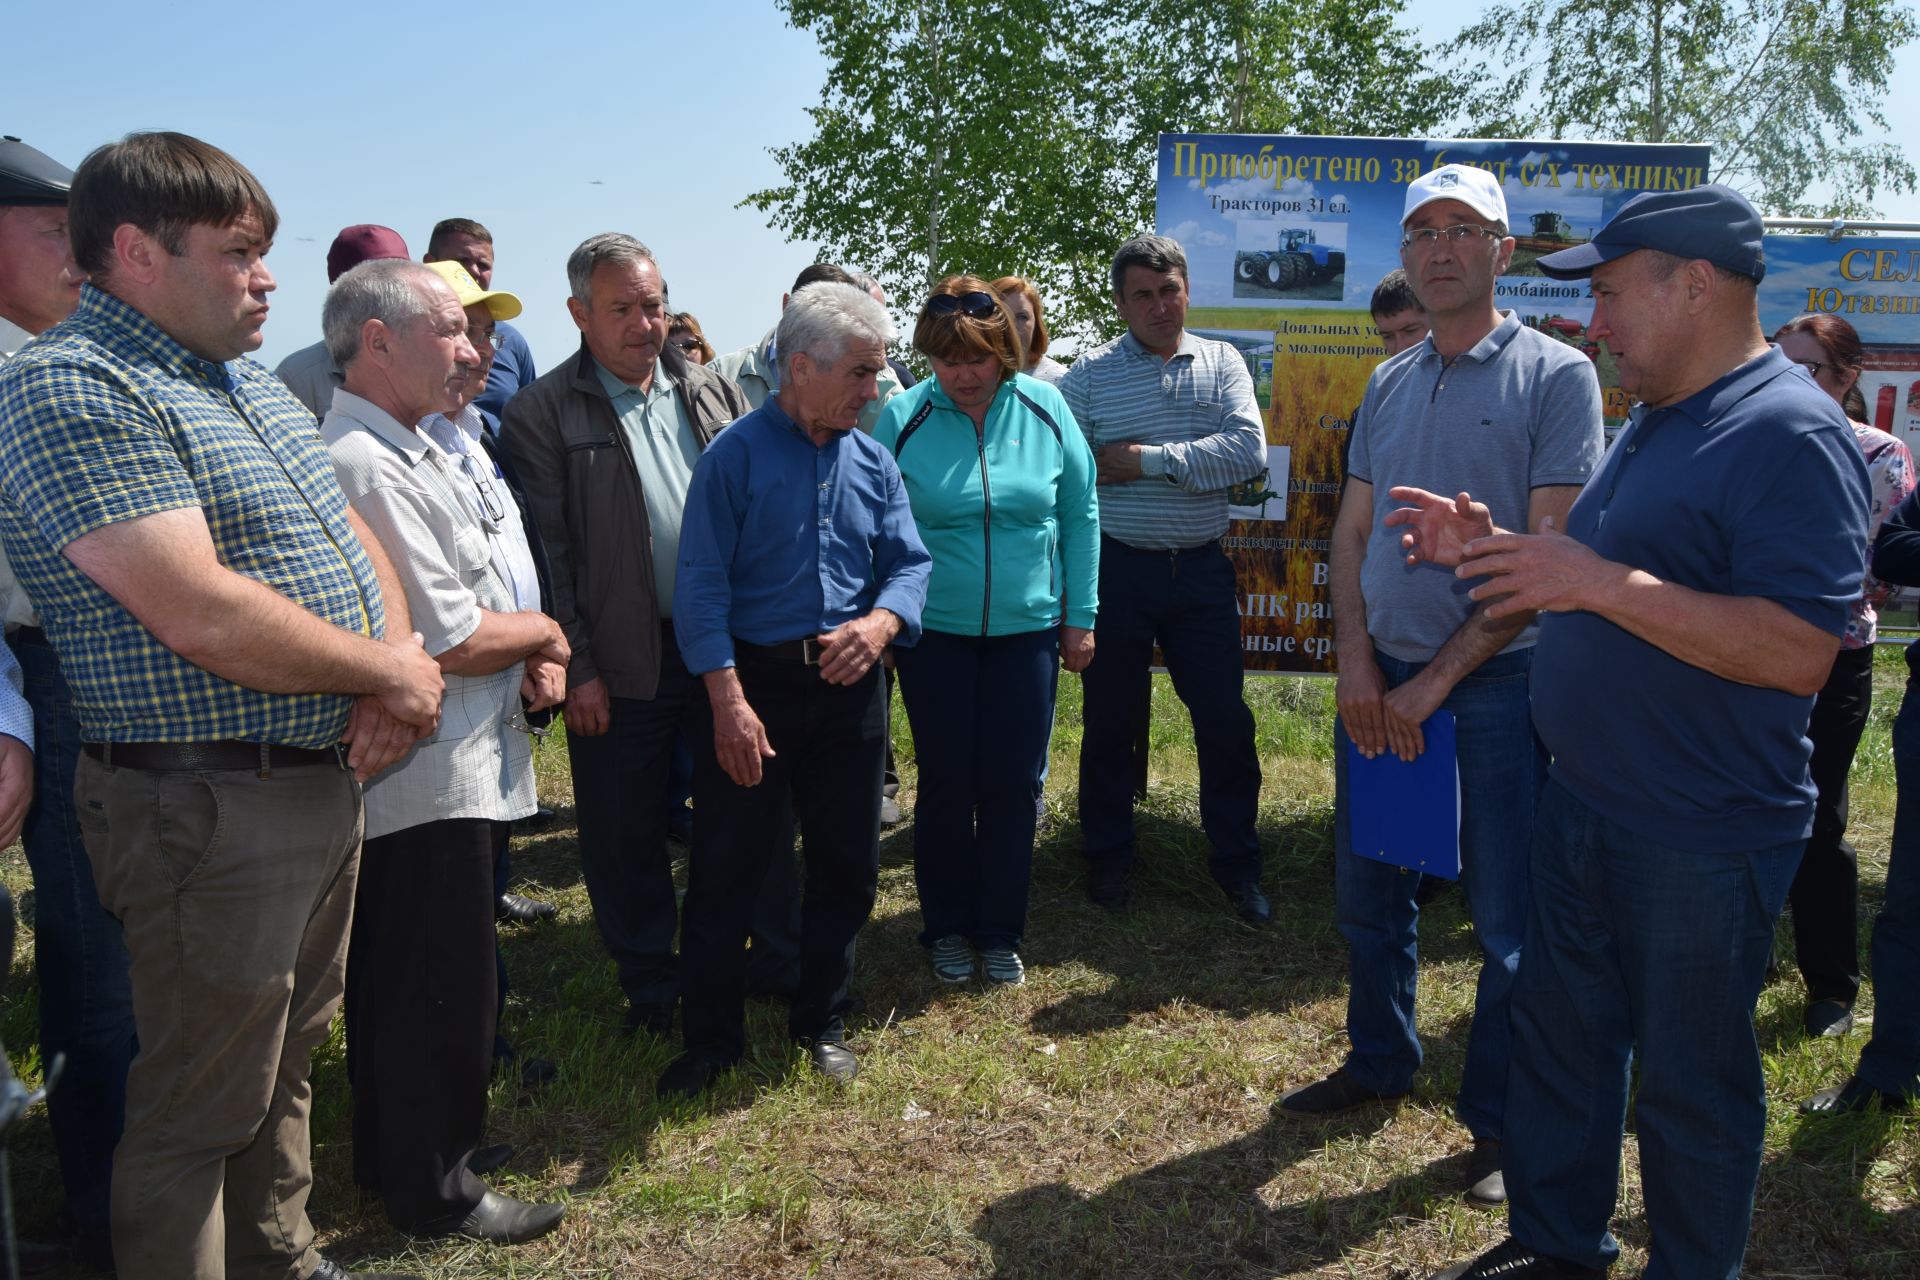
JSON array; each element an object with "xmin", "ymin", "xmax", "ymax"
[{"xmin": 673, "ymin": 396, "xmax": 931, "ymax": 675}]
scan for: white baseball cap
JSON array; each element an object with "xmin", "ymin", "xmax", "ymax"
[{"xmin": 1403, "ymin": 163, "xmax": 1508, "ymax": 228}]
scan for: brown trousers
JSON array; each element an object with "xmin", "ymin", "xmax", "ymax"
[{"xmin": 75, "ymin": 752, "xmax": 362, "ymax": 1280}]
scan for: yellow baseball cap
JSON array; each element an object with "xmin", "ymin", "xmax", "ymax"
[{"xmin": 423, "ymin": 259, "xmax": 523, "ymax": 321}]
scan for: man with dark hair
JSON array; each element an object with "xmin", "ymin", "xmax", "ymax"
[
  {"xmin": 274, "ymin": 223, "xmax": 411, "ymax": 416},
  {"xmin": 1282, "ymin": 167, "xmax": 1603, "ymax": 1217},
  {"xmin": 1369, "ymin": 268, "xmax": 1428, "ymax": 357},
  {"xmin": 425, "ymin": 217, "xmax": 538, "ymax": 423},
  {"xmin": 1409, "ymin": 185, "xmax": 1870, "ymax": 1280},
  {"xmin": 0, "ymin": 130, "xmax": 444, "ymax": 1280},
  {"xmin": 710, "ymin": 262, "xmax": 903, "ymax": 427},
  {"xmin": 1061, "ymin": 234, "xmax": 1269, "ymax": 924},
  {"xmin": 502, "ymin": 233, "xmax": 750, "ymax": 1044}
]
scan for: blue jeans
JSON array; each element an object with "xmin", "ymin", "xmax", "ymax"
[
  {"xmin": 1333, "ymin": 645, "xmax": 1542, "ymax": 1138},
  {"xmin": 9, "ymin": 628, "xmax": 134, "ymax": 1239},
  {"xmin": 1505, "ymin": 779, "xmax": 1800, "ymax": 1279},
  {"xmin": 896, "ymin": 628, "xmax": 1059, "ymax": 951},
  {"xmin": 1856, "ymin": 676, "xmax": 1920, "ymax": 1098},
  {"xmin": 1078, "ymin": 537, "xmax": 1261, "ymax": 887}
]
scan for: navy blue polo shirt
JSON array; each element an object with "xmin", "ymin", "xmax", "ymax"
[{"xmin": 1531, "ymin": 347, "xmax": 1869, "ymax": 854}]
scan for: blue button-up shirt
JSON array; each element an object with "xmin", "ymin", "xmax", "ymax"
[{"xmin": 673, "ymin": 396, "xmax": 930, "ymax": 674}]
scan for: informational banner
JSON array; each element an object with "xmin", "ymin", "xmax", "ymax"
[
  {"xmin": 1758, "ymin": 233, "xmax": 1920, "ymax": 448},
  {"xmin": 1157, "ymin": 133, "xmax": 1712, "ymax": 673}
]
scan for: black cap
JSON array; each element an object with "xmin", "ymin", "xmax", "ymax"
[
  {"xmin": 1536, "ymin": 184, "xmax": 1766, "ymax": 283},
  {"xmin": 0, "ymin": 136, "xmax": 73, "ymax": 207}
]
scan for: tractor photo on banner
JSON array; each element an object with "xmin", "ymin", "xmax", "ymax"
[{"xmin": 1157, "ymin": 133, "xmax": 1712, "ymax": 673}]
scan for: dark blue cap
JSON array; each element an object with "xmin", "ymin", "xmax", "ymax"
[
  {"xmin": 1535, "ymin": 183, "xmax": 1765, "ymax": 283},
  {"xmin": 0, "ymin": 136, "xmax": 72, "ymax": 207}
]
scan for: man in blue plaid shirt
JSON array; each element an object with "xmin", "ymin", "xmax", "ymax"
[{"xmin": 0, "ymin": 132, "xmax": 443, "ymax": 1280}]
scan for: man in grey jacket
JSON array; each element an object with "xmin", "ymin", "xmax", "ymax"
[{"xmin": 501, "ymin": 233, "xmax": 749, "ymax": 1041}]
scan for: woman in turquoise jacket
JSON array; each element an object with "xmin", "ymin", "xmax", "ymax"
[{"xmin": 873, "ymin": 275, "xmax": 1099, "ymax": 986}]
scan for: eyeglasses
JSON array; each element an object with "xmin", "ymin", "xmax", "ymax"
[
  {"xmin": 505, "ymin": 706, "xmax": 550, "ymax": 738},
  {"xmin": 926, "ymin": 291, "xmax": 999, "ymax": 319},
  {"xmin": 1795, "ymin": 359, "xmax": 1830, "ymax": 378},
  {"xmin": 457, "ymin": 451, "xmax": 506, "ymax": 525},
  {"xmin": 1400, "ymin": 223, "xmax": 1502, "ymax": 251},
  {"xmin": 669, "ymin": 336, "xmax": 702, "ymax": 351},
  {"xmin": 466, "ymin": 324, "xmax": 498, "ymax": 349}
]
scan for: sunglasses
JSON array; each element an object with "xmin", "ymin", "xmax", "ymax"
[
  {"xmin": 926, "ymin": 291, "xmax": 999, "ymax": 319},
  {"xmin": 669, "ymin": 337, "xmax": 702, "ymax": 351}
]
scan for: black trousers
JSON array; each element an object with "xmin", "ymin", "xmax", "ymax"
[
  {"xmin": 1789, "ymin": 642, "xmax": 1874, "ymax": 1004},
  {"xmin": 680, "ymin": 655, "xmax": 886, "ymax": 1062},
  {"xmin": 346, "ymin": 817, "xmax": 497, "ymax": 1229},
  {"xmin": 568, "ymin": 628, "xmax": 703, "ymax": 1011}
]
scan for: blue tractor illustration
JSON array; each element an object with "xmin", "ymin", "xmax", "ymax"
[{"xmin": 1235, "ymin": 227, "xmax": 1345, "ymax": 290}]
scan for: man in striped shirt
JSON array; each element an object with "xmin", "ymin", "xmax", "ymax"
[{"xmin": 1060, "ymin": 234, "xmax": 1270, "ymax": 924}]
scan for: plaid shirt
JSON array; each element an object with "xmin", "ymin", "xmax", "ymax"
[{"xmin": 0, "ymin": 285, "xmax": 386, "ymax": 747}]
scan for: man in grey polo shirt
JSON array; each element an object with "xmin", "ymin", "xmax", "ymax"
[
  {"xmin": 1278, "ymin": 165, "xmax": 1603, "ymax": 1212},
  {"xmin": 1061, "ymin": 234, "xmax": 1270, "ymax": 924}
]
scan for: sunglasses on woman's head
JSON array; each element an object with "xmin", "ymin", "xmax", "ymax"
[{"xmin": 926, "ymin": 291, "xmax": 999, "ymax": 319}]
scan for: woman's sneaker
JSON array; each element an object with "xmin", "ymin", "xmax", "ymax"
[
  {"xmin": 930, "ymin": 935, "xmax": 975, "ymax": 984},
  {"xmin": 980, "ymin": 947, "xmax": 1025, "ymax": 986}
]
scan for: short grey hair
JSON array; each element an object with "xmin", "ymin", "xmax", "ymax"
[
  {"xmin": 1110, "ymin": 234, "xmax": 1189, "ymax": 296},
  {"xmin": 322, "ymin": 259, "xmax": 442, "ymax": 367},
  {"xmin": 777, "ymin": 281, "xmax": 897, "ymax": 384},
  {"xmin": 567, "ymin": 232, "xmax": 655, "ymax": 304}
]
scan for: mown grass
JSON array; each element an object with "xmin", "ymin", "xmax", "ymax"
[{"xmin": 2, "ymin": 652, "xmax": 1916, "ymax": 1277}]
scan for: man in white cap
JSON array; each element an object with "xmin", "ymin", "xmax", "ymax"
[{"xmin": 1278, "ymin": 163, "xmax": 1603, "ymax": 1212}]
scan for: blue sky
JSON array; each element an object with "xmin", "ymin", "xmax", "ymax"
[{"xmin": 4, "ymin": 0, "xmax": 1914, "ymax": 369}]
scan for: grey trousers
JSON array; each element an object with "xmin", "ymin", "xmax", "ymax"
[{"xmin": 76, "ymin": 751, "xmax": 361, "ymax": 1280}]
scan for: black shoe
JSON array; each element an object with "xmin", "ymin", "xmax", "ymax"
[
  {"xmin": 519, "ymin": 1055, "xmax": 557, "ymax": 1088},
  {"xmin": 1801, "ymin": 1074, "xmax": 1912, "ymax": 1115},
  {"xmin": 1464, "ymin": 1136, "xmax": 1506, "ymax": 1207},
  {"xmin": 1804, "ymin": 998, "xmax": 1854, "ymax": 1038},
  {"xmin": 1224, "ymin": 880, "xmax": 1271, "ymax": 926},
  {"xmin": 805, "ymin": 1039, "xmax": 859, "ymax": 1083},
  {"xmin": 657, "ymin": 1052, "xmax": 727, "ymax": 1100},
  {"xmin": 469, "ymin": 1143, "xmax": 514, "ymax": 1176},
  {"xmin": 422, "ymin": 1188, "xmax": 565, "ymax": 1245},
  {"xmin": 496, "ymin": 892, "xmax": 557, "ymax": 925},
  {"xmin": 307, "ymin": 1258, "xmax": 425, "ymax": 1280},
  {"xmin": 623, "ymin": 1001, "xmax": 676, "ymax": 1039},
  {"xmin": 1277, "ymin": 1068, "xmax": 1407, "ymax": 1117},
  {"xmin": 1086, "ymin": 865, "xmax": 1131, "ymax": 912},
  {"xmin": 1429, "ymin": 1236, "xmax": 1608, "ymax": 1279}
]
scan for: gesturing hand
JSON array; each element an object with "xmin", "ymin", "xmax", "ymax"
[
  {"xmin": 1382, "ymin": 488, "xmax": 1497, "ymax": 568},
  {"xmin": 1459, "ymin": 516, "xmax": 1619, "ymax": 619}
]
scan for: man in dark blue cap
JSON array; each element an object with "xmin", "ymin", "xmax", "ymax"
[
  {"xmin": 1390, "ymin": 185, "xmax": 1871, "ymax": 1279},
  {"xmin": 0, "ymin": 134, "xmax": 130, "ymax": 1274}
]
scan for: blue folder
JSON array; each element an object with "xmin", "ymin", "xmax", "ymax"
[{"xmin": 1344, "ymin": 709, "xmax": 1461, "ymax": 880}]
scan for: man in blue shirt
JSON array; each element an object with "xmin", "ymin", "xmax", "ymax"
[
  {"xmin": 1400, "ymin": 187, "xmax": 1870, "ymax": 1280},
  {"xmin": 667, "ymin": 281, "xmax": 930, "ymax": 1099},
  {"xmin": 424, "ymin": 218, "xmax": 537, "ymax": 425}
]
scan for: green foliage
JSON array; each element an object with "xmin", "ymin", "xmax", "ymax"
[
  {"xmin": 1449, "ymin": 0, "xmax": 1919, "ymax": 216},
  {"xmin": 744, "ymin": 0, "xmax": 1457, "ymax": 350}
]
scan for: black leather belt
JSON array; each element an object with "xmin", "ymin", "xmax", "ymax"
[
  {"xmin": 6, "ymin": 626, "xmax": 47, "ymax": 647},
  {"xmin": 734, "ymin": 637, "xmax": 824, "ymax": 666},
  {"xmin": 84, "ymin": 740, "xmax": 347, "ymax": 772}
]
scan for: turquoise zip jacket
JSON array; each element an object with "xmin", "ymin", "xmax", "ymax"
[{"xmin": 873, "ymin": 372, "xmax": 1099, "ymax": 636}]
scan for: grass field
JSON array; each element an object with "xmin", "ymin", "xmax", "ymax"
[{"xmin": 2, "ymin": 656, "xmax": 1917, "ymax": 1278}]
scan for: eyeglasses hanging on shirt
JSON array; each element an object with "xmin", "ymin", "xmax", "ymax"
[{"xmin": 455, "ymin": 450, "xmax": 506, "ymax": 531}]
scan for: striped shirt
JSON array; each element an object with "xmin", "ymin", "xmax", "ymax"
[
  {"xmin": 1059, "ymin": 330, "xmax": 1266, "ymax": 549},
  {"xmin": 0, "ymin": 285, "xmax": 386, "ymax": 747}
]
